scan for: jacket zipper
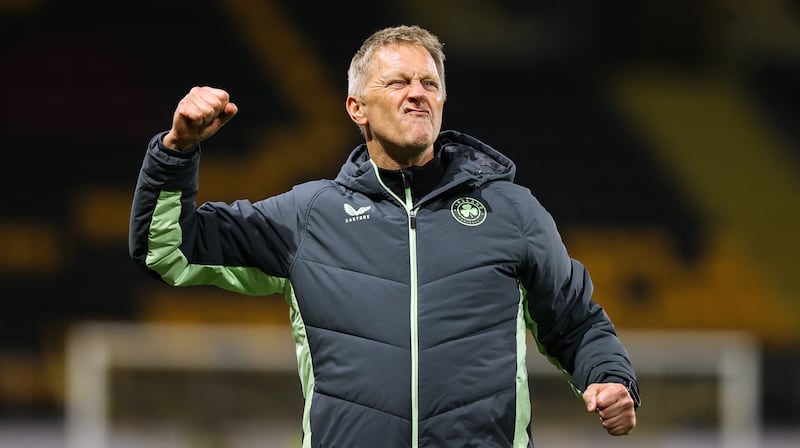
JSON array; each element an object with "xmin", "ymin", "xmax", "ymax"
[
  {"xmin": 370, "ymin": 162, "xmax": 420, "ymax": 447},
  {"xmin": 401, "ymin": 172, "xmax": 420, "ymax": 448}
]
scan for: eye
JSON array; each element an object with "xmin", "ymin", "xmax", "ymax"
[
  {"xmin": 423, "ymin": 80, "xmax": 439, "ymax": 91},
  {"xmin": 387, "ymin": 79, "xmax": 407, "ymax": 88}
]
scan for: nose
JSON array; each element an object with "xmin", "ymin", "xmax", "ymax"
[{"xmin": 407, "ymin": 81, "xmax": 427, "ymax": 102}]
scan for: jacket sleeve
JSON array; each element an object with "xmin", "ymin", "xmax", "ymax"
[
  {"xmin": 128, "ymin": 132, "xmax": 300, "ymax": 296},
  {"xmin": 513, "ymin": 188, "xmax": 639, "ymax": 400}
]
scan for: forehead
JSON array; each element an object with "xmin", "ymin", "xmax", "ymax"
[{"xmin": 370, "ymin": 43, "xmax": 438, "ymax": 76}]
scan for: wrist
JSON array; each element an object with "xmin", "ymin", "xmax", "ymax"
[
  {"xmin": 155, "ymin": 131, "xmax": 199, "ymax": 159},
  {"xmin": 162, "ymin": 130, "xmax": 196, "ymax": 151}
]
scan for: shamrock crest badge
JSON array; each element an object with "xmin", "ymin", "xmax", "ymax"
[{"xmin": 450, "ymin": 197, "xmax": 487, "ymax": 226}]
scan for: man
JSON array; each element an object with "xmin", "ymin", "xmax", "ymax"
[{"xmin": 130, "ymin": 25, "xmax": 639, "ymax": 447}]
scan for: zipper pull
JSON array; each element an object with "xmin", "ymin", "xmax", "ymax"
[{"xmin": 409, "ymin": 210, "xmax": 417, "ymax": 229}]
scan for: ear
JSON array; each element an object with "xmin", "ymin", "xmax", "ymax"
[{"xmin": 346, "ymin": 96, "xmax": 368, "ymax": 126}]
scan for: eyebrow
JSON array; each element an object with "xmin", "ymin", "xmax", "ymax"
[{"xmin": 381, "ymin": 68, "xmax": 438, "ymax": 81}]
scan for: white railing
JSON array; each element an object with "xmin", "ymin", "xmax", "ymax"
[{"xmin": 66, "ymin": 324, "xmax": 760, "ymax": 448}]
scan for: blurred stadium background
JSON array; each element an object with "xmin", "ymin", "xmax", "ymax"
[{"xmin": 1, "ymin": 0, "xmax": 800, "ymax": 446}]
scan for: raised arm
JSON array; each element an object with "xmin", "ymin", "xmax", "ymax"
[{"xmin": 128, "ymin": 87, "xmax": 295, "ymax": 296}]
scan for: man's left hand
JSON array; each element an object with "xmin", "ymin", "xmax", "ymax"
[{"xmin": 583, "ymin": 382, "xmax": 637, "ymax": 436}]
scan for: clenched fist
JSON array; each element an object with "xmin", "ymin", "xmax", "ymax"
[
  {"xmin": 163, "ymin": 86, "xmax": 238, "ymax": 150},
  {"xmin": 583, "ymin": 382, "xmax": 637, "ymax": 436}
]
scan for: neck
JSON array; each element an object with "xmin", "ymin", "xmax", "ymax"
[{"xmin": 366, "ymin": 142, "xmax": 434, "ymax": 169}]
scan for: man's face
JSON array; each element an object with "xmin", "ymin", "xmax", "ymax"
[{"xmin": 357, "ymin": 43, "xmax": 444, "ymax": 153}]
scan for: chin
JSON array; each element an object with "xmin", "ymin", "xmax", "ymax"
[
  {"xmin": 405, "ymin": 139, "xmax": 434, "ymax": 152},
  {"xmin": 407, "ymin": 128, "xmax": 437, "ymax": 148}
]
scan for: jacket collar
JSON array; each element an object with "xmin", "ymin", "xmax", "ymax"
[{"xmin": 334, "ymin": 130, "xmax": 517, "ymax": 201}]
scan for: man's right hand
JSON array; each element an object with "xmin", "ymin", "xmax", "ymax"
[{"xmin": 163, "ymin": 86, "xmax": 238, "ymax": 150}]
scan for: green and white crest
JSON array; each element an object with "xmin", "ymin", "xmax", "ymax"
[{"xmin": 451, "ymin": 197, "xmax": 487, "ymax": 226}]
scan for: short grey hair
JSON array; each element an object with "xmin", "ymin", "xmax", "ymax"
[{"xmin": 347, "ymin": 25, "xmax": 446, "ymax": 100}]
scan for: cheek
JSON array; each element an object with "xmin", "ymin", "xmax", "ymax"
[{"xmin": 432, "ymin": 107, "xmax": 444, "ymax": 125}]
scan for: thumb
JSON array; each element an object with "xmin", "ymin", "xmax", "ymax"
[
  {"xmin": 218, "ymin": 102, "xmax": 239, "ymax": 125},
  {"xmin": 204, "ymin": 102, "xmax": 238, "ymax": 137},
  {"xmin": 583, "ymin": 384, "xmax": 600, "ymax": 412}
]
